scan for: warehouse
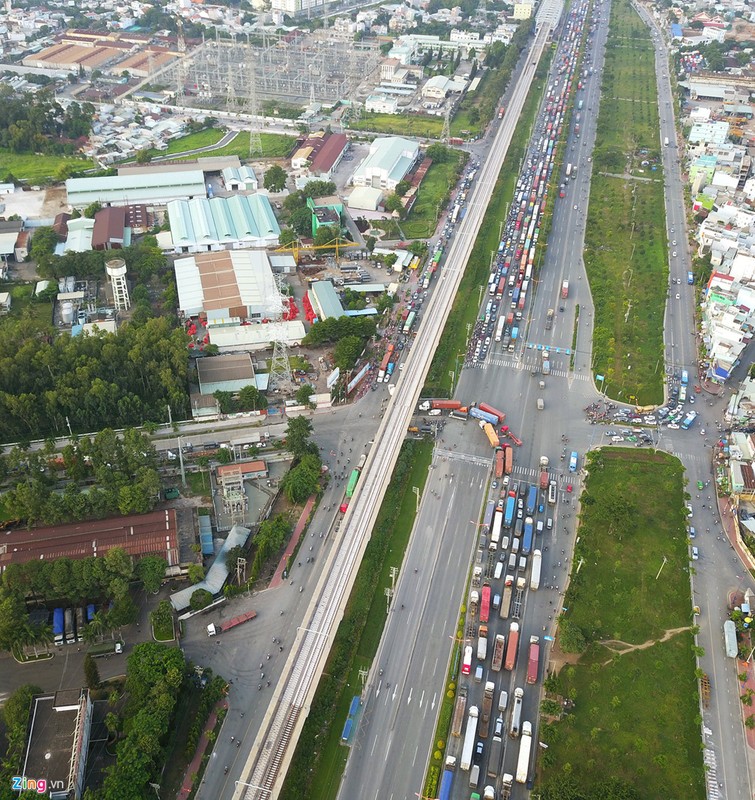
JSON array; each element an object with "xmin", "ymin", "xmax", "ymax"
[
  {"xmin": 66, "ymin": 171, "xmax": 207, "ymax": 209},
  {"xmin": 351, "ymin": 136, "xmax": 419, "ymax": 191},
  {"xmin": 208, "ymin": 320, "xmax": 306, "ymax": 353},
  {"xmin": 166, "ymin": 194, "xmax": 280, "ymax": 253},
  {"xmin": 221, "ymin": 165, "xmax": 259, "ymax": 192},
  {"xmin": 175, "ymin": 249, "xmax": 282, "ymax": 321},
  {"xmin": 196, "ymin": 353, "xmax": 257, "ymax": 394}
]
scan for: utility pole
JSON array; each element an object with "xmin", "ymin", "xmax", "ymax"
[{"xmin": 177, "ymin": 436, "xmax": 187, "ymax": 487}]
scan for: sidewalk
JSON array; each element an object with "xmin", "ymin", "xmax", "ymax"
[
  {"xmin": 269, "ymin": 495, "xmax": 316, "ymax": 589},
  {"xmin": 177, "ymin": 701, "xmax": 227, "ymax": 800}
]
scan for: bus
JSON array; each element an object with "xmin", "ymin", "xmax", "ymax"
[
  {"xmin": 679, "ymin": 385, "xmax": 687, "ymax": 403},
  {"xmin": 403, "ymin": 311, "xmax": 416, "ymax": 334},
  {"xmin": 681, "ymin": 411, "xmax": 698, "ymax": 430},
  {"xmin": 568, "ymin": 452, "xmax": 578, "ymax": 473},
  {"xmin": 681, "ymin": 370, "xmax": 689, "ymax": 385},
  {"xmin": 65, "ymin": 608, "xmax": 75, "ymax": 644},
  {"xmin": 495, "ymin": 316, "xmax": 506, "ymax": 343}
]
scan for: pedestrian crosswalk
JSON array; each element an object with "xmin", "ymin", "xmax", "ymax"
[
  {"xmin": 435, "ymin": 448, "xmax": 493, "ymax": 468},
  {"xmin": 469, "ymin": 354, "xmax": 591, "ymax": 382},
  {"xmin": 511, "ymin": 466, "xmax": 575, "ymax": 485},
  {"xmin": 703, "ymin": 749, "xmax": 722, "ymax": 800}
]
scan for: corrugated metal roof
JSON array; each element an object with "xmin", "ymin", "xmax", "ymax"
[
  {"xmin": 67, "ymin": 171, "xmax": 206, "ymax": 207},
  {"xmin": 310, "ymin": 281, "xmax": 345, "ymax": 320}
]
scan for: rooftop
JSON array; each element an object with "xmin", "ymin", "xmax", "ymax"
[
  {"xmin": 311, "ymin": 132, "xmax": 348, "ymax": 174},
  {"xmin": 197, "ymin": 353, "xmax": 255, "ymax": 389}
]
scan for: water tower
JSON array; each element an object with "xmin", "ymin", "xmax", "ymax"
[{"xmin": 105, "ymin": 258, "xmax": 130, "ymax": 311}]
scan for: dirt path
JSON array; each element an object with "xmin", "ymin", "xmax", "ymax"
[{"xmin": 599, "ymin": 626, "xmax": 692, "ymax": 661}]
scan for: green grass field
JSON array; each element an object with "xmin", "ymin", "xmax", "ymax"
[
  {"xmin": 348, "ymin": 112, "xmax": 444, "ymax": 139},
  {"xmin": 585, "ymin": 0, "xmax": 667, "ymax": 405},
  {"xmin": 402, "ymin": 154, "xmax": 465, "ymax": 239},
  {"xmin": 0, "ymin": 151, "xmax": 94, "ymax": 183},
  {"xmin": 539, "ymin": 449, "xmax": 704, "ymax": 800},
  {"xmin": 150, "ymin": 127, "xmax": 227, "ymax": 158},
  {"xmin": 423, "ymin": 50, "xmax": 553, "ymax": 396},
  {"xmin": 0, "ymin": 284, "xmax": 55, "ymax": 332}
]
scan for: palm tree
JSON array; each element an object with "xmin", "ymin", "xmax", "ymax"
[
  {"xmin": 35, "ymin": 623, "xmax": 53, "ymax": 655},
  {"xmin": 87, "ymin": 611, "xmax": 107, "ymax": 643}
]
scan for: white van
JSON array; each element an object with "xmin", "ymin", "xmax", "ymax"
[
  {"xmin": 508, "ymin": 553, "xmax": 517, "ymax": 570},
  {"xmin": 547, "ymin": 518, "xmax": 553, "ymax": 530},
  {"xmin": 536, "ymin": 520, "xmax": 544, "ymax": 534},
  {"xmin": 493, "ymin": 593, "xmax": 501, "ymax": 610},
  {"xmin": 498, "ymin": 690, "xmax": 508, "ymax": 711},
  {"xmin": 494, "ymin": 562, "xmax": 504, "ymax": 580},
  {"xmin": 469, "ymin": 765, "xmax": 480, "ymax": 788},
  {"xmin": 474, "ymin": 665, "xmax": 484, "ymax": 683},
  {"xmin": 501, "ymin": 536, "xmax": 510, "ymax": 551},
  {"xmin": 512, "ymin": 537, "xmax": 520, "ymax": 554}
]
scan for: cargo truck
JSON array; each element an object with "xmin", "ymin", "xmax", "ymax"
[
  {"xmin": 207, "ymin": 609, "xmax": 257, "ymax": 636},
  {"xmin": 419, "ymin": 399, "xmax": 463, "ymax": 411},
  {"xmin": 478, "ymin": 402, "xmax": 505, "ymax": 424},
  {"xmin": 522, "ymin": 517, "xmax": 533, "ymax": 555},
  {"xmin": 504, "ymin": 493, "xmax": 516, "ymax": 527},
  {"xmin": 488, "ymin": 735, "xmax": 504, "ymax": 780},
  {"xmin": 500, "ymin": 774, "xmax": 514, "ymax": 799},
  {"xmin": 548, "ymin": 480, "xmax": 558, "ymax": 505},
  {"xmin": 505, "ymin": 622, "xmax": 520, "ymax": 670},
  {"xmin": 75, "ymin": 607, "xmax": 85, "ymax": 642},
  {"xmin": 495, "ymin": 316, "xmax": 506, "ymax": 343},
  {"xmin": 545, "ymin": 308, "xmax": 554, "ymax": 330},
  {"xmin": 509, "ymin": 688, "xmax": 524, "ymax": 738},
  {"xmin": 490, "ymin": 511, "xmax": 503, "ymax": 551},
  {"xmin": 504, "ymin": 446, "xmax": 513, "ymax": 475},
  {"xmin": 561, "ymin": 280, "xmax": 569, "ymax": 299},
  {"xmin": 479, "ymin": 681, "xmax": 494, "ymax": 738},
  {"xmin": 500, "ymin": 575, "xmax": 514, "ymax": 619},
  {"xmin": 478, "ymin": 625, "xmax": 489, "ymax": 662},
  {"xmin": 491, "ymin": 634, "xmax": 506, "ymax": 672},
  {"xmin": 526, "ymin": 486, "xmax": 537, "ymax": 515},
  {"xmin": 469, "ymin": 591, "xmax": 479, "ymax": 617},
  {"xmin": 516, "ymin": 722, "xmax": 533, "ymax": 784},
  {"xmin": 495, "ymin": 450, "xmax": 504, "ymax": 478},
  {"xmin": 480, "ymin": 583, "xmax": 491, "ymax": 623},
  {"xmin": 451, "ymin": 687, "xmax": 468, "ymax": 737},
  {"xmin": 482, "ymin": 422, "xmax": 500, "ymax": 448},
  {"xmin": 470, "ymin": 407, "xmax": 499, "ymax": 426},
  {"xmin": 439, "ymin": 756, "xmax": 457, "ymax": 800},
  {"xmin": 88, "ymin": 640, "xmax": 124, "ymax": 658},
  {"xmin": 53, "ymin": 608, "xmax": 65, "ymax": 646},
  {"xmin": 530, "ymin": 550, "xmax": 542, "ymax": 591},
  {"xmin": 527, "ymin": 636, "xmax": 540, "ymax": 684},
  {"xmin": 65, "ymin": 608, "xmax": 75, "ymax": 644},
  {"xmin": 460, "ymin": 707, "xmax": 480, "ymax": 771}
]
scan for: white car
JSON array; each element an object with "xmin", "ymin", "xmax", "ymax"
[
  {"xmin": 686, "ymin": 503, "xmax": 693, "ymax": 517},
  {"xmin": 667, "ymin": 423, "xmax": 680, "ymax": 429},
  {"xmin": 691, "ymin": 546, "xmax": 699, "ymax": 560},
  {"xmin": 611, "ymin": 435, "xmax": 624, "ymax": 442}
]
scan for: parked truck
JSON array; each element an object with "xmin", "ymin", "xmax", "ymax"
[
  {"xmin": 419, "ymin": 399, "xmax": 462, "ymax": 412},
  {"xmin": 482, "ymin": 422, "xmax": 500, "ymax": 448},
  {"xmin": 527, "ymin": 636, "xmax": 540, "ymax": 685},
  {"xmin": 561, "ymin": 280, "xmax": 570, "ymax": 299},
  {"xmin": 504, "ymin": 446, "xmax": 513, "ymax": 475},
  {"xmin": 516, "ymin": 721, "xmax": 533, "ymax": 784},
  {"xmin": 488, "ymin": 735, "xmax": 504, "ymax": 780},
  {"xmin": 65, "ymin": 608, "xmax": 75, "ymax": 644},
  {"xmin": 479, "ymin": 681, "xmax": 495, "ymax": 739},
  {"xmin": 53, "ymin": 608, "xmax": 65, "ymax": 646},
  {"xmin": 478, "ymin": 625, "xmax": 489, "ymax": 662},
  {"xmin": 206, "ymin": 610, "xmax": 257, "ymax": 636},
  {"xmin": 88, "ymin": 640, "xmax": 124, "ymax": 658},
  {"xmin": 460, "ymin": 707, "xmax": 480, "ymax": 771},
  {"xmin": 480, "ymin": 583, "xmax": 491, "ymax": 623},
  {"xmin": 545, "ymin": 308, "xmax": 554, "ymax": 330},
  {"xmin": 500, "ymin": 575, "xmax": 514, "ymax": 619},
  {"xmin": 530, "ymin": 550, "xmax": 542, "ymax": 591},
  {"xmin": 505, "ymin": 622, "xmax": 520, "ymax": 671},
  {"xmin": 451, "ymin": 687, "xmax": 468, "ymax": 737},
  {"xmin": 491, "ymin": 634, "xmax": 506, "ymax": 672},
  {"xmin": 509, "ymin": 688, "xmax": 524, "ymax": 738},
  {"xmin": 522, "ymin": 517, "xmax": 534, "ymax": 555},
  {"xmin": 478, "ymin": 402, "xmax": 505, "ymax": 424},
  {"xmin": 439, "ymin": 755, "xmax": 457, "ymax": 800},
  {"xmin": 470, "ymin": 407, "xmax": 499, "ymax": 426}
]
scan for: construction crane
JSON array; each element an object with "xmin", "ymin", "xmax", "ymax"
[{"xmin": 274, "ymin": 236, "xmax": 355, "ymax": 263}]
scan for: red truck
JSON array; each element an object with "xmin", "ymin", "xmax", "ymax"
[
  {"xmin": 495, "ymin": 450, "xmax": 504, "ymax": 479},
  {"xmin": 527, "ymin": 636, "xmax": 540, "ymax": 684},
  {"xmin": 561, "ymin": 280, "xmax": 569, "ymax": 299},
  {"xmin": 505, "ymin": 622, "xmax": 519, "ymax": 671},
  {"xmin": 480, "ymin": 583, "xmax": 491, "ymax": 623},
  {"xmin": 479, "ymin": 402, "xmax": 505, "ymax": 424},
  {"xmin": 504, "ymin": 446, "xmax": 514, "ymax": 475},
  {"xmin": 207, "ymin": 610, "xmax": 257, "ymax": 636},
  {"xmin": 539, "ymin": 469, "xmax": 549, "ymax": 490},
  {"xmin": 432, "ymin": 399, "xmax": 462, "ymax": 410}
]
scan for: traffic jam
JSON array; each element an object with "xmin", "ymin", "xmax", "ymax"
[
  {"xmin": 442, "ymin": 2, "xmax": 597, "ymax": 799},
  {"xmin": 467, "ymin": 4, "xmax": 599, "ymax": 369}
]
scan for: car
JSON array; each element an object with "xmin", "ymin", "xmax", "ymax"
[
  {"xmin": 612, "ymin": 435, "xmax": 624, "ymax": 442},
  {"xmin": 667, "ymin": 423, "xmax": 680, "ymax": 429},
  {"xmin": 689, "ymin": 526, "xmax": 696, "ymax": 538},
  {"xmin": 676, "ymin": 278, "xmax": 681, "ymax": 284},
  {"xmin": 566, "ymin": 484, "xmax": 573, "ymax": 493},
  {"xmin": 492, "ymin": 480, "xmax": 498, "ymax": 489},
  {"xmin": 691, "ymin": 546, "xmax": 699, "ymax": 560},
  {"xmin": 700, "ymin": 428, "xmax": 705, "ymax": 435},
  {"xmin": 494, "ymin": 716, "xmax": 504, "ymax": 737},
  {"xmin": 675, "ymin": 293, "xmax": 680, "ymax": 300},
  {"xmin": 538, "ymin": 503, "xmax": 545, "ymax": 513},
  {"xmin": 697, "ymin": 480, "xmax": 704, "ymax": 490},
  {"xmin": 517, "ymin": 508, "xmax": 523, "ymax": 519},
  {"xmin": 547, "ymin": 518, "xmax": 553, "ymax": 530},
  {"xmin": 686, "ymin": 503, "xmax": 693, "ymax": 517},
  {"xmin": 499, "ymin": 551, "xmax": 506, "ymax": 562},
  {"xmin": 474, "ymin": 741, "xmax": 484, "ymax": 763}
]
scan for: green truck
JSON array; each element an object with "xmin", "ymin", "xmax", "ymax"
[{"xmin": 88, "ymin": 640, "xmax": 123, "ymax": 658}]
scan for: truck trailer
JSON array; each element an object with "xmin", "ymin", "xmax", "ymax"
[
  {"xmin": 500, "ymin": 575, "xmax": 514, "ymax": 619},
  {"xmin": 479, "ymin": 681, "xmax": 494, "ymax": 739},
  {"xmin": 504, "ymin": 494, "xmax": 516, "ymax": 527},
  {"xmin": 482, "ymin": 422, "xmax": 500, "ymax": 448},
  {"xmin": 504, "ymin": 446, "xmax": 513, "ymax": 475},
  {"xmin": 460, "ymin": 707, "xmax": 480, "ymax": 771},
  {"xmin": 516, "ymin": 721, "xmax": 533, "ymax": 784},
  {"xmin": 495, "ymin": 450, "xmax": 504, "ymax": 478},
  {"xmin": 451, "ymin": 687, "xmax": 468, "ymax": 737},
  {"xmin": 478, "ymin": 402, "xmax": 505, "ymax": 424},
  {"xmin": 491, "ymin": 634, "xmax": 506, "ymax": 672},
  {"xmin": 505, "ymin": 622, "xmax": 520, "ymax": 670},
  {"xmin": 509, "ymin": 688, "xmax": 524, "ymax": 738},
  {"xmin": 530, "ymin": 550, "xmax": 542, "ymax": 591},
  {"xmin": 470, "ymin": 407, "xmax": 499, "ymax": 426},
  {"xmin": 439, "ymin": 756, "xmax": 457, "ymax": 800},
  {"xmin": 488, "ymin": 735, "xmax": 504, "ymax": 780},
  {"xmin": 522, "ymin": 517, "xmax": 534, "ymax": 555},
  {"xmin": 527, "ymin": 636, "xmax": 540, "ymax": 684},
  {"xmin": 207, "ymin": 610, "xmax": 257, "ymax": 636}
]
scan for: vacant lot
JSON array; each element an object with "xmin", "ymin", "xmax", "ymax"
[
  {"xmin": 348, "ymin": 112, "xmax": 444, "ymax": 139},
  {"xmin": 0, "ymin": 284, "xmax": 55, "ymax": 333},
  {"xmin": 0, "ymin": 151, "xmax": 94, "ymax": 184},
  {"xmin": 585, "ymin": 0, "xmax": 666, "ymax": 405},
  {"xmin": 540, "ymin": 449, "xmax": 704, "ymax": 800},
  {"xmin": 402, "ymin": 154, "xmax": 465, "ymax": 240},
  {"xmin": 169, "ymin": 131, "xmax": 295, "ymax": 161},
  {"xmin": 147, "ymin": 127, "xmax": 227, "ymax": 159}
]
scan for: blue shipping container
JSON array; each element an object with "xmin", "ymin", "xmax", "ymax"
[
  {"xmin": 438, "ymin": 767, "xmax": 454, "ymax": 800},
  {"xmin": 526, "ymin": 486, "xmax": 538, "ymax": 515}
]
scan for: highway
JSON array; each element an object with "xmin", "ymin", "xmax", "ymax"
[{"xmin": 232, "ymin": 10, "xmax": 560, "ymax": 799}]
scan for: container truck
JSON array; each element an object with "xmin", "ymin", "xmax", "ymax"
[
  {"xmin": 522, "ymin": 518, "xmax": 533, "ymax": 555},
  {"xmin": 53, "ymin": 608, "xmax": 65, "ymax": 646},
  {"xmin": 490, "ymin": 511, "xmax": 503, "ymax": 551},
  {"xmin": 491, "ymin": 634, "xmax": 506, "ymax": 672},
  {"xmin": 500, "ymin": 774, "xmax": 514, "ymax": 800},
  {"xmin": 509, "ymin": 688, "xmax": 524, "ymax": 738},
  {"xmin": 504, "ymin": 494, "xmax": 516, "ymax": 527},
  {"xmin": 419, "ymin": 399, "xmax": 463, "ymax": 411},
  {"xmin": 527, "ymin": 636, "xmax": 540, "ymax": 684},
  {"xmin": 504, "ymin": 446, "xmax": 513, "ymax": 475},
  {"xmin": 526, "ymin": 486, "xmax": 537, "ymax": 515},
  {"xmin": 460, "ymin": 707, "xmax": 480, "ymax": 771},
  {"xmin": 439, "ymin": 756, "xmax": 457, "ymax": 800},
  {"xmin": 478, "ymin": 402, "xmax": 505, "ymax": 424},
  {"xmin": 505, "ymin": 622, "xmax": 520, "ymax": 670},
  {"xmin": 451, "ymin": 687, "xmax": 468, "ymax": 737},
  {"xmin": 75, "ymin": 607, "xmax": 85, "ymax": 642},
  {"xmin": 482, "ymin": 422, "xmax": 500, "ymax": 448},
  {"xmin": 480, "ymin": 583, "xmax": 491, "ymax": 623},
  {"xmin": 495, "ymin": 450, "xmax": 504, "ymax": 479},
  {"xmin": 65, "ymin": 608, "xmax": 75, "ymax": 644},
  {"xmin": 561, "ymin": 280, "xmax": 569, "ymax": 299},
  {"xmin": 500, "ymin": 575, "xmax": 514, "ymax": 619},
  {"xmin": 530, "ymin": 550, "xmax": 542, "ymax": 591},
  {"xmin": 478, "ymin": 625, "xmax": 489, "ymax": 662},
  {"xmin": 488, "ymin": 735, "xmax": 504, "ymax": 780},
  {"xmin": 462, "ymin": 645, "xmax": 474, "ymax": 675},
  {"xmin": 545, "ymin": 308, "xmax": 554, "ymax": 330},
  {"xmin": 548, "ymin": 480, "xmax": 558, "ymax": 505},
  {"xmin": 470, "ymin": 407, "xmax": 499, "ymax": 426},
  {"xmin": 206, "ymin": 609, "xmax": 257, "ymax": 636},
  {"xmin": 495, "ymin": 316, "xmax": 506, "ymax": 343},
  {"xmin": 516, "ymin": 721, "xmax": 533, "ymax": 784}
]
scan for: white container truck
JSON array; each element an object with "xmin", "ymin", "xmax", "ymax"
[
  {"xmin": 509, "ymin": 688, "xmax": 524, "ymax": 738},
  {"xmin": 530, "ymin": 549, "xmax": 542, "ymax": 591},
  {"xmin": 516, "ymin": 721, "xmax": 533, "ymax": 784},
  {"xmin": 460, "ymin": 706, "xmax": 479, "ymax": 771}
]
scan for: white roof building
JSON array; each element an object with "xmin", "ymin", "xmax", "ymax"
[
  {"xmin": 365, "ymin": 94, "xmax": 400, "ymax": 115},
  {"xmin": 66, "ymin": 171, "xmax": 207, "ymax": 208},
  {"xmin": 348, "ymin": 186, "xmax": 383, "ymax": 211},
  {"xmin": 209, "ymin": 320, "xmax": 306, "ymax": 352},
  {"xmin": 221, "ymin": 166, "xmax": 259, "ymax": 192},
  {"xmin": 352, "ymin": 136, "xmax": 419, "ymax": 191}
]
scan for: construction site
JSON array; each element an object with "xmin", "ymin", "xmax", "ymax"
[{"xmin": 162, "ymin": 30, "xmax": 382, "ymax": 110}]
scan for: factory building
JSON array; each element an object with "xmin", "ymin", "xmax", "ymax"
[
  {"xmin": 351, "ymin": 137, "xmax": 419, "ymax": 191},
  {"xmin": 66, "ymin": 171, "xmax": 207, "ymax": 209}
]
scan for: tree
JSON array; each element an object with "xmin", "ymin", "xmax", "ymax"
[
  {"xmin": 0, "ymin": 594, "xmax": 25, "ymax": 651},
  {"xmin": 313, "ymin": 224, "xmax": 340, "ymax": 252},
  {"xmin": 217, "ymin": 447, "xmax": 233, "ymax": 464},
  {"xmin": 282, "ymin": 453, "xmax": 322, "ymax": 503},
  {"xmin": 558, "ymin": 619, "xmax": 587, "ymax": 653},
  {"xmin": 264, "ymin": 164, "xmax": 288, "ymax": 192},
  {"xmin": 395, "ymin": 179, "xmax": 411, "ymax": 196},
  {"xmin": 29, "ymin": 226, "xmax": 59, "ymax": 262},
  {"xmin": 364, "ymin": 234, "xmax": 377, "ymax": 253},
  {"xmin": 295, "ymin": 384, "xmax": 315, "ymax": 406},
  {"xmin": 238, "ymin": 384, "xmax": 267, "ymax": 411},
  {"xmin": 83, "ymin": 201, "xmax": 102, "ymax": 219},
  {"xmin": 375, "ymin": 293, "xmax": 395, "ymax": 314},
  {"xmin": 187, "ymin": 564, "xmax": 205, "ymax": 584},
  {"xmin": 190, "ymin": 588, "xmax": 213, "ymax": 610},
  {"xmin": 333, "ymin": 335, "xmax": 364, "ymax": 371},
  {"xmin": 285, "ymin": 416, "xmax": 317, "ymax": 459},
  {"xmin": 304, "ymin": 179, "xmax": 336, "ymax": 198},
  {"xmin": 84, "ymin": 653, "xmax": 101, "ymax": 689},
  {"xmin": 279, "ymin": 227, "xmax": 298, "ymax": 247},
  {"xmin": 149, "ymin": 600, "xmax": 174, "ymax": 634},
  {"xmin": 135, "ymin": 148, "xmax": 152, "ymax": 164},
  {"xmin": 289, "ymin": 206, "xmax": 314, "ymax": 236},
  {"xmin": 136, "ymin": 556, "xmax": 166, "ymax": 594},
  {"xmin": 384, "ymin": 193, "xmax": 405, "ymax": 217}
]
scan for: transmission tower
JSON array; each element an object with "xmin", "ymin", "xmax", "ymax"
[
  {"xmin": 226, "ymin": 62, "xmax": 237, "ymax": 109},
  {"xmin": 245, "ymin": 42, "xmax": 263, "ymax": 157},
  {"xmin": 267, "ymin": 273, "xmax": 293, "ymax": 394},
  {"xmin": 441, "ymin": 103, "xmax": 451, "ymax": 142}
]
